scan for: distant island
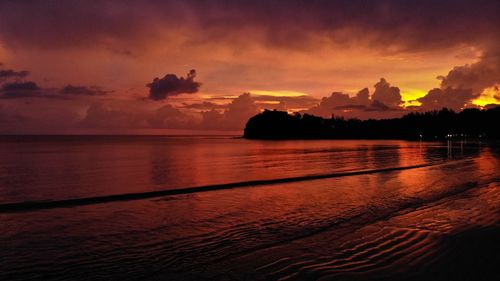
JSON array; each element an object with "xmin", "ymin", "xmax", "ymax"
[{"xmin": 243, "ymin": 106, "xmax": 500, "ymax": 140}]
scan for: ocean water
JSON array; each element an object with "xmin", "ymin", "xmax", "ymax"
[{"xmin": 0, "ymin": 136, "xmax": 498, "ymax": 280}]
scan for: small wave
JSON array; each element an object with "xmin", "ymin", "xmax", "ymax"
[{"xmin": 0, "ymin": 162, "xmax": 439, "ymax": 213}]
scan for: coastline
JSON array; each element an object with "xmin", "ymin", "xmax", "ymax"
[{"xmin": 243, "ymin": 108, "xmax": 500, "ymax": 141}]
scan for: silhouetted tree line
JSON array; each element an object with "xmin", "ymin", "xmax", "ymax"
[{"xmin": 243, "ymin": 106, "xmax": 500, "ymax": 140}]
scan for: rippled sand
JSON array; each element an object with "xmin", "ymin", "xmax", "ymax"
[{"xmin": 203, "ymin": 181, "xmax": 500, "ymax": 281}]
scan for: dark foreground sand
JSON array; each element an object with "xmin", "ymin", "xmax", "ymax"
[
  {"xmin": 162, "ymin": 181, "xmax": 500, "ymax": 281},
  {"xmin": 401, "ymin": 226, "xmax": 500, "ymax": 281}
]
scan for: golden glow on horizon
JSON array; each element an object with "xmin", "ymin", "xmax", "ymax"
[
  {"xmin": 401, "ymin": 88, "xmax": 427, "ymax": 102},
  {"xmin": 472, "ymin": 86, "xmax": 500, "ymax": 107},
  {"xmin": 403, "ymin": 100, "xmax": 422, "ymax": 107},
  {"xmin": 250, "ymin": 90, "xmax": 308, "ymax": 97},
  {"xmin": 201, "ymin": 95, "xmax": 239, "ymax": 100},
  {"xmin": 257, "ymin": 100, "xmax": 281, "ymax": 104}
]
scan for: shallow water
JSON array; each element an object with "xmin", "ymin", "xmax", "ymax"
[
  {"xmin": 0, "ymin": 136, "xmax": 463, "ymax": 204},
  {"xmin": 0, "ymin": 137, "xmax": 498, "ymax": 280}
]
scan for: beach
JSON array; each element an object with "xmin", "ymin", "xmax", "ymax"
[
  {"xmin": 206, "ymin": 180, "xmax": 499, "ymax": 281},
  {"xmin": 0, "ymin": 137, "xmax": 498, "ymax": 280},
  {"xmin": 2, "ymin": 1, "xmax": 500, "ymax": 280}
]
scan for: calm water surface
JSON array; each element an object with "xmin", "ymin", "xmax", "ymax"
[
  {"xmin": 0, "ymin": 136, "xmax": 498, "ymax": 280},
  {"xmin": 0, "ymin": 136, "xmax": 465, "ymax": 203}
]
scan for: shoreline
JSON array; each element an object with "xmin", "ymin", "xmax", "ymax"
[{"xmin": 167, "ymin": 180, "xmax": 500, "ymax": 281}]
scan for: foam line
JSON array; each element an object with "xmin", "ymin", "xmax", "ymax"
[{"xmin": 0, "ymin": 163, "xmax": 436, "ymax": 213}]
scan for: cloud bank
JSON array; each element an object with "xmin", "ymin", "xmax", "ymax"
[
  {"xmin": 307, "ymin": 78, "xmax": 404, "ymax": 119},
  {"xmin": 1, "ymin": 1, "xmax": 498, "ymax": 54}
]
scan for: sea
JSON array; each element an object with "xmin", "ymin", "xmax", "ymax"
[{"xmin": 0, "ymin": 136, "xmax": 498, "ymax": 280}]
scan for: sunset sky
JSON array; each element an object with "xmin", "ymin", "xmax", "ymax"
[{"xmin": 0, "ymin": 0, "xmax": 499, "ymax": 134}]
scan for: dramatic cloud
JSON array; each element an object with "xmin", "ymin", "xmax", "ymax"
[
  {"xmin": 306, "ymin": 79, "xmax": 403, "ymax": 119},
  {"xmin": 60, "ymin": 85, "xmax": 111, "ymax": 96},
  {"xmin": 308, "ymin": 90, "xmax": 367, "ymax": 117},
  {"xmin": 147, "ymin": 70, "xmax": 201, "ymax": 101},
  {"xmin": 0, "ymin": 1, "xmax": 498, "ymax": 133},
  {"xmin": 439, "ymin": 51, "xmax": 500, "ymax": 95},
  {"xmin": 78, "ymin": 93, "xmax": 259, "ymax": 131},
  {"xmin": 371, "ymin": 78, "xmax": 402, "ymax": 108},
  {"xmin": 417, "ymin": 88, "xmax": 477, "ymax": 111},
  {"xmin": 415, "ymin": 51, "xmax": 499, "ymax": 110},
  {"xmin": 0, "ymin": 81, "xmax": 41, "ymax": 98}
]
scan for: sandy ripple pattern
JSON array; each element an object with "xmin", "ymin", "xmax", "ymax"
[{"xmin": 257, "ymin": 181, "xmax": 500, "ymax": 281}]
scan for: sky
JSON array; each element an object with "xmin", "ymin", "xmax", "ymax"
[{"xmin": 0, "ymin": 0, "xmax": 499, "ymax": 134}]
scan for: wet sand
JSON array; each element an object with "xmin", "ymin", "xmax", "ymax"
[{"xmin": 171, "ymin": 181, "xmax": 500, "ymax": 281}]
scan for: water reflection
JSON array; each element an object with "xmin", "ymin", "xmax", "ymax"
[
  {"xmin": 149, "ymin": 147, "xmax": 175, "ymax": 186},
  {"xmin": 0, "ymin": 138, "xmax": 443, "ymax": 203},
  {"xmin": 0, "ymin": 138, "xmax": 498, "ymax": 281}
]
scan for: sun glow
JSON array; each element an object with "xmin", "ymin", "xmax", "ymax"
[
  {"xmin": 472, "ymin": 86, "xmax": 500, "ymax": 107},
  {"xmin": 403, "ymin": 100, "xmax": 422, "ymax": 107},
  {"xmin": 401, "ymin": 88, "xmax": 427, "ymax": 102},
  {"xmin": 250, "ymin": 90, "xmax": 308, "ymax": 97}
]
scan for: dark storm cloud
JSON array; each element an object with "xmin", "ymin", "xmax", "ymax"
[
  {"xmin": 186, "ymin": 0, "xmax": 500, "ymax": 52},
  {"xmin": 0, "ymin": 1, "xmax": 498, "ymax": 53},
  {"xmin": 147, "ymin": 70, "xmax": 201, "ymax": 101},
  {"xmin": 0, "ymin": 81, "xmax": 41, "ymax": 98},
  {"xmin": 60, "ymin": 85, "xmax": 112, "ymax": 96},
  {"xmin": 438, "ymin": 51, "xmax": 500, "ymax": 94}
]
